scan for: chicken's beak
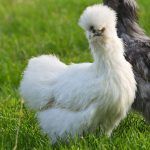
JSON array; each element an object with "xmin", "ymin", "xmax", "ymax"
[{"xmin": 93, "ymin": 30, "xmax": 102, "ymax": 37}]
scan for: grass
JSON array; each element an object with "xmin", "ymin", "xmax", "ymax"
[{"xmin": 0, "ymin": 0, "xmax": 150, "ymax": 149}]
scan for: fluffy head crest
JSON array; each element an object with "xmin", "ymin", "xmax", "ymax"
[{"xmin": 79, "ymin": 4, "xmax": 117, "ymax": 31}]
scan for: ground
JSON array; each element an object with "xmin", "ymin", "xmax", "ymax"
[{"xmin": 0, "ymin": 0, "xmax": 150, "ymax": 149}]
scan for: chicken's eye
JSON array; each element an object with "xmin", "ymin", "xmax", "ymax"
[
  {"xmin": 100, "ymin": 27, "xmax": 105, "ymax": 32},
  {"xmin": 89, "ymin": 26, "xmax": 94, "ymax": 31}
]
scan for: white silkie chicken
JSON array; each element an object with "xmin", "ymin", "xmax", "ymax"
[{"xmin": 20, "ymin": 4, "xmax": 136, "ymax": 143}]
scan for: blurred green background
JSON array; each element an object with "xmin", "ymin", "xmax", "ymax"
[{"xmin": 0, "ymin": 0, "xmax": 150, "ymax": 149}]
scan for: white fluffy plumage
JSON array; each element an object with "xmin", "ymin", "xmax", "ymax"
[{"xmin": 20, "ymin": 4, "xmax": 136, "ymax": 143}]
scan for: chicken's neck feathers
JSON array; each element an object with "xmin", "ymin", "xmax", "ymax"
[{"xmin": 90, "ymin": 36, "xmax": 125, "ymax": 74}]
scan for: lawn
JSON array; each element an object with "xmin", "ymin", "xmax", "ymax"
[{"xmin": 0, "ymin": 0, "xmax": 150, "ymax": 149}]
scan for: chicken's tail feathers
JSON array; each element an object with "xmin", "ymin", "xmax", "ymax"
[
  {"xmin": 19, "ymin": 55, "xmax": 67, "ymax": 110},
  {"xmin": 26, "ymin": 55, "xmax": 67, "ymax": 73}
]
